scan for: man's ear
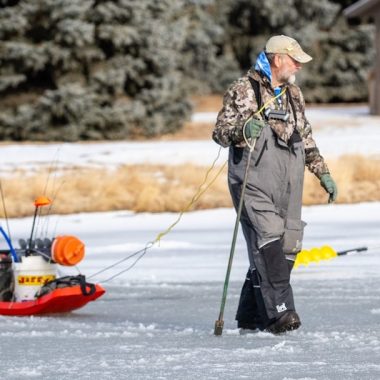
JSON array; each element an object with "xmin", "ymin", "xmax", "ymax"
[{"xmin": 272, "ymin": 54, "xmax": 282, "ymax": 68}]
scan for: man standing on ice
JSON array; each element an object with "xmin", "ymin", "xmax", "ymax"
[{"xmin": 212, "ymin": 35, "xmax": 338, "ymax": 334}]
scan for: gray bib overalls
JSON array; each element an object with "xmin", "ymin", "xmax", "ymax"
[{"xmin": 229, "ymin": 117, "xmax": 306, "ymax": 326}]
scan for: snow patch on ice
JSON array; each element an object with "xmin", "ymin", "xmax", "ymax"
[
  {"xmin": 177, "ymin": 327, "xmax": 194, "ymax": 335},
  {"xmin": 1, "ymin": 107, "xmax": 380, "ymax": 176},
  {"xmin": 7, "ymin": 367, "xmax": 43, "ymax": 378}
]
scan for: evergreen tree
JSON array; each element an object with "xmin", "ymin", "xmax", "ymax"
[
  {"xmin": 214, "ymin": 0, "xmax": 375, "ymax": 102},
  {"xmin": 0, "ymin": 0, "xmax": 193, "ymax": 140},
  {"xmin": 179, "ymin": 0, "xmax": 241, "ymax": 94},
  {"xmin": 0, "ymin": 0, "xmax": 375, "ymax": 142}
]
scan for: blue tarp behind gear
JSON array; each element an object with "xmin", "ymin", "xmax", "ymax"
[{"xmin": 254, "ymin": 51, "xmax": 272, "ymax": 82}]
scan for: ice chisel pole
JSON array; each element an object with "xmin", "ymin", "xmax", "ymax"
[
  {"xmin": 337, "ymin": 246, "xmax": 368, "ymax": 256},
  {"xmin": 214, "ymin": 140, "xmax": 256, "ymax": 336}
]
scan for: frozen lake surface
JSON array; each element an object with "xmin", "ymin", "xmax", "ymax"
[
  {"xmin": 1, "ymin": 203, "xmax": 380, "ymax": 379},
  {"xmin": 0, "ymin": 106, "xmax": 379, "ymax": 378}
]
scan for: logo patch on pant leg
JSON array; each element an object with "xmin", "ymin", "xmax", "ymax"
[{"xmin": 276, "ymin": 303, "xmax": 287, "ymax": 312}]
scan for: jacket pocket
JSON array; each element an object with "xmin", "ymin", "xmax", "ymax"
[{"xmin": 282, "ymin": 219, "xmax": 307, "ymax": 254}]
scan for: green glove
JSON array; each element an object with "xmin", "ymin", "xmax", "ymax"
[
  {"xmin": 244, "ymin": 118, "xmax": 266, "ymax": 139},
  {"xmin": 320, "ymin": 173, "xmax": 338, "ymax": 203}
]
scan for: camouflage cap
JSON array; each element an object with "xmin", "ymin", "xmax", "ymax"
[{"xmin": 265, "ymin": 35, "xmax": 312, "ymax": 63}]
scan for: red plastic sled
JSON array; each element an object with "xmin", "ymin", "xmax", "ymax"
[{"xmin": 0, "ymin": 284, "xmax": 106, "ymax": 316}]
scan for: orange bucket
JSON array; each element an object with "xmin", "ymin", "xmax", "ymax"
[{"xmin": 51, "ymin": 236, "xmax": 85, "ymax": 266}]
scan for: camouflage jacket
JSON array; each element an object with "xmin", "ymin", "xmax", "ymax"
[{"xmin": 212, "ymin": 69, "xmax": 329, "ymax": 178}]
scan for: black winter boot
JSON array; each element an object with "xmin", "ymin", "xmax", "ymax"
[{"xmin": 265, "ymin": 311, "xmax": 301, "ymax": 334}]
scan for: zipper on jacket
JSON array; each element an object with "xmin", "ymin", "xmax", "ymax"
[{"xmin": 254, "ymin": 139, "xmax": 268, "ymax": 167}]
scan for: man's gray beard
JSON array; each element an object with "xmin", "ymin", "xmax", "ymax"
[
  {"xmin": 277, "ymin": 73, "xmax": 296, "ymax": 85},
  {"xmin": 287, "ymin": 75, "xmax": 296, "ymax": 84}
]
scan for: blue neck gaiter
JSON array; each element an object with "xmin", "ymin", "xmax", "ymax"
[{"xmin": 254, "ymin": 51, "xmax": 272, "ymax": 82}]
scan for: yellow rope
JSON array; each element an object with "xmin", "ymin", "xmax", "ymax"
[
  {"xmin": 153, "ymin": 150, "xmax": 227, "ymax": 244},
  {"xmin": 89, "ymin": 86, "xmax": 291, "ymax": 281}
]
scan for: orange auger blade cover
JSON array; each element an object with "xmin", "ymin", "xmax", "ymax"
[{"xmin": 51, "ymin": 236, "xmax": 85, "ymax": 266}]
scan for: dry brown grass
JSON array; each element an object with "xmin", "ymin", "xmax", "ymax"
[
  {"xmin": 1, "ymin": 154, "xmax": 379, "ymax": 218},
  {"xmin": 0, "ymin": 164, "xmax": 229, "ymax": 217},
  {"xmin": 303, "ymin": 155, "xmax": 380, "ymax": 205}
]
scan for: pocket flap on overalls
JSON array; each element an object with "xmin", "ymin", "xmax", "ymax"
[
  {"xmin": 285, "ymin": 219, "xmax": 307, "ymax": 230},
  {"xmin": 283, "ymin": 219, "xmax": 307, "ymax": 254}
]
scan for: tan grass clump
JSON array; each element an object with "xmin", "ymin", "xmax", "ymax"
[
  {"xmin": 303, "ymin": 155, "xmax": 380, "ymax": 205},
  {"xmin": 0, "ymin": 164, "xmax": 230, "ymax": 217},
  {"xmin": 1, "ymin": 154, "xmax": 379, "ymax": 218}
]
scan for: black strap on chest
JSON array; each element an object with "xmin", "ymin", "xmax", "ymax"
[
  {"xmin": 287, "ymin": 88, "xmax": 297, "ymax": 125},
  {"xmin": 248, "ymin": 77, "xmax": 262, "ymax": 112}
]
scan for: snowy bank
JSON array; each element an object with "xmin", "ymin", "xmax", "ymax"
[{"xmin": 1, "ymin": 106, "xmax": 379, "ymax": 175}]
